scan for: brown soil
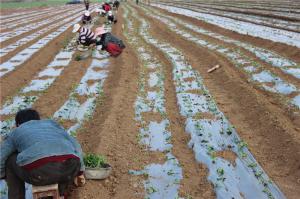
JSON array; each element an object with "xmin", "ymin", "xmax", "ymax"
[
  {"xmin": 215, "ymin": 150, "xmax": 237, "ymax": 166},
  {"xmin": 0, "ymin": 26, "xmax": 76, "ymax": 107},
  {"xmin": 132, "ymin": 4, "xmax": 300, "ymax": 198}
]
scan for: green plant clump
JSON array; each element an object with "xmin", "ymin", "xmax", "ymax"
[{"xmin": 83, "ymin": 154, "xmax": 107, "ymax": 168}]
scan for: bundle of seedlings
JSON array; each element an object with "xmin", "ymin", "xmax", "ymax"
[{"xmin": 83, "ymin": 153, "xmax": 112, "ymax": 180}]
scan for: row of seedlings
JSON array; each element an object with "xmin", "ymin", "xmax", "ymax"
[
  {"xmin": 139, "ymin": 5, "xmax": 300, "ymax": 109},
  {"xmin": 0, "ymin": 16, "xmax": 109, "ymax": 199},
  {"xmin": 128, "ymin": 4, "xmax": 286, "ymax": 199},
  {"xmin": 1, "ymin": 6, "xmax": 78, "ymax": 32},
  {"xmin": 0, "ymin": 7, "xmax": 97, "ymax": 77},
  {"xmin": 123, "ymin": 6, "xmax": 183, "ymax": 199},
  {"xmin": 151, "ymin": 4, "xmax": 300, "ymax": 48},
  {"xmin": 53, "ymin": 19, "xmax": 113, "ymax": 135},
  {"xmin": 0, "ymin": 7, "xmax": 85, "ymax": 57}
]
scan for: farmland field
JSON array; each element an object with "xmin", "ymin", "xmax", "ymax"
[{"xmin": 0, "ymin": 0, "xmax": 299, "ymax": 199}]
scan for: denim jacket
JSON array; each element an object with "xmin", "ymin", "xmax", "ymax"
[{"xmin": 0, "ymin": 120, "xmax": 85, "ymax": 178}]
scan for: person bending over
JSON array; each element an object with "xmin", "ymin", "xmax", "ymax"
[
  {"xmin": 0, "ymin": 109, "xmax": 85, "ymax": 199},
  {"xmin": 73, "ymin": 24, "xmax": 125, "ymax": 57}
]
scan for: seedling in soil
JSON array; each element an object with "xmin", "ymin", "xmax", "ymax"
[
  {"xmin": 146, "ymin": 186, "xmax": 157, "ymax": 194},
  {"xmin": 83, "ymin": 154, "xmax": 107, "ymax": 168},
  {"xmin": 217, "ymin": 168, "xmax": 225, "ymax": 182},
  {"xmin": 167, "ymin": 169, "xmax": 175, "ymax": 176},
  {"xmin": 74, "ymin": 54, "xmax": 83, "ymax": 61},
  {"xmin": 226, "ymin": 126, "xmax": 233, "ymax": 135}
]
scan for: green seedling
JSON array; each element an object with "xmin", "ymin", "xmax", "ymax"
[
  {"xmin": 74, "ymin": 54, "xmax": 82, "ymax": 61},
  {"xmin": 217, "ymin": 168, "xmax": 224, "ymax": 176},
  {"xmin": 146, "ymin": 186, "xmax": 157, "ymax": 194},
  {"xmin": 248, "ymin": 162, "xmax": 257, "ymax": 168},
  {"xmin": 167, "ymin": 170, "xmax": 175, "ymax": 176},
  {"xmin": 83, "ymin": 154, "xmax": 107, "ymax": 168}
]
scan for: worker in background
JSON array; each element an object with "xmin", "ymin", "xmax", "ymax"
[
  {"xmin": 113, "ymin": 0, "xmax": 120, "ymax": 10},
  {"xmin": 107, "ymin": 11, "xmax": 117, "ymax": 24},
  {"xmin": 73, "ymin": 24, "xmax": 125, "ymax": 57},
  {"xmin": 136, "ymin": 0, "xmax": 139, "ymax": 5},
  {"xmin": 82, "ymin": 10, "xmax": 92, "ymax": 24},
  {"xmin": 84, "ymin": 0, "xmax": 90, "ymax": 10},
  {"xmin": 0, "ymin": 109, "xmax": 85, "ymax": 199}
]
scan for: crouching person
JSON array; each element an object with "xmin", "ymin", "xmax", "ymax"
[
  {"xmin": 95, "ymin": 26, "xmax": 125, "ymax": 57},
  {"xmin": 73, "ymin": 24, "xmax": 125, "ymax": 57},
  {"xmin": 0, "ymin": 109, "xmax": 85, "ymax": 199},
  {"xmin": 107, "ymin": 11, "xmax": 117, "ymax": 24}
]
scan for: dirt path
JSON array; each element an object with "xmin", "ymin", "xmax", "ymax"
[{"xmin": 131, "ymin": 3, "xmax": 300, "ymax": 198}]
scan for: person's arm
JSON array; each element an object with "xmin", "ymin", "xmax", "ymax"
[{"xmin": 0, "ymin": 134, "xmax": 16, "ymax": 179}]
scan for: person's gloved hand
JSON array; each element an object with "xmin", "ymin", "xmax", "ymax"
[{"xmin": 74, "ymin": 174, "xmax": 86, "ymax": 187}]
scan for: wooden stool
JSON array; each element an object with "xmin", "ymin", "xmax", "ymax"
[{"xmin": 32, "ymin": 184, "xmax": 60, "ymax": 199}]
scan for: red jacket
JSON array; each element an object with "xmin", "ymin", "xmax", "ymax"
[{"xmin": 103, "ymin": 4, "xmax": 111, "ymax": 12}]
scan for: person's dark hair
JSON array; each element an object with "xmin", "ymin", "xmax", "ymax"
[{"xmin": 15, "ymin": 109, "xmax": 40, "ymax": 127}]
